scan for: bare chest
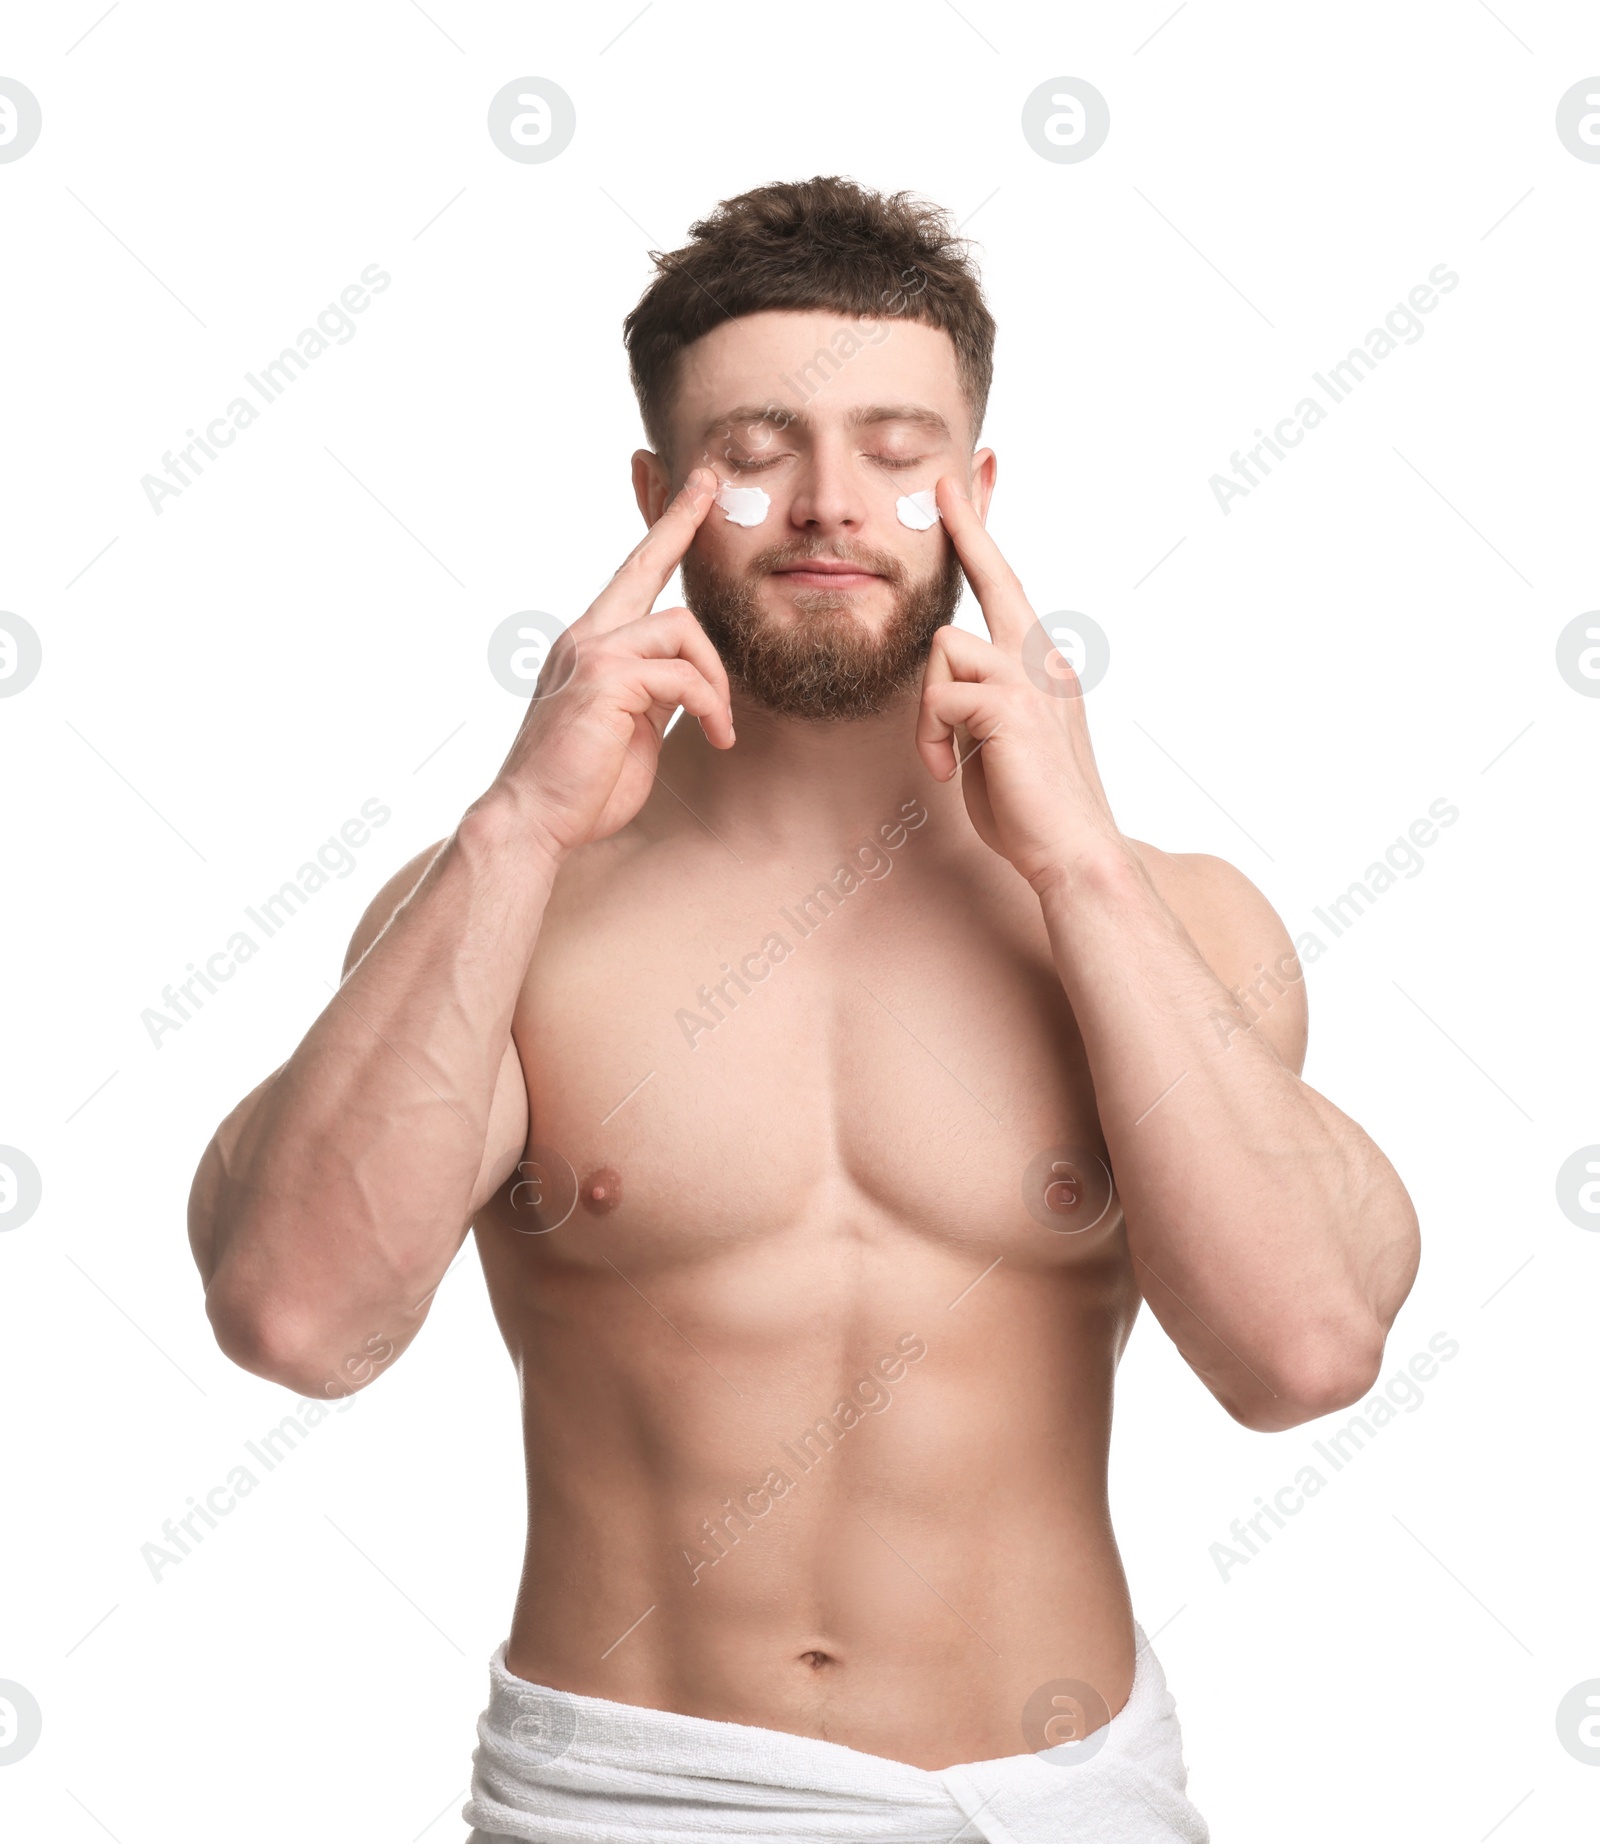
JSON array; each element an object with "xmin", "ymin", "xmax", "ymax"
[{"xmin": 483, "ymin": 835, "xmax": 1121, "ymax": 1277}]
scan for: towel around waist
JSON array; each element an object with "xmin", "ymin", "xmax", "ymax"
[{"xmin": 463, "ymin": 1621, "xmax": 1209, "ymax": 1843}]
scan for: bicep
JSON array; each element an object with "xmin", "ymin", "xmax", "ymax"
[{"xmin": 1145, "ymin": 848, "xmax": 1308, "ymax": 1075}]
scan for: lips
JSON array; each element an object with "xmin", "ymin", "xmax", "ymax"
[{"xmin": 770, "ymin": 559, "xmax": 885, "ymax": 583}]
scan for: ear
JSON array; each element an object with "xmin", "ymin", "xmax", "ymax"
[
  {"xmin": 632, "ymin": 449, "xmax": 673, "ymax": 527},
  {"xmin": 967, "ymin": 448, "xmax": 998, "ymax": 524}
]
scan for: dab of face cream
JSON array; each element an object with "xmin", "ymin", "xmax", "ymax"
[
  {"xmin": 715, "ymin": 484, "xmax": 770, "ymax": 526},
  {"xmin": 896, "ymin": 489, "xmax": 940, "ymax": 531}
]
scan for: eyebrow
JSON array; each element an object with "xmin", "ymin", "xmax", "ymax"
[
  {"xmin": 698, "ymin": 402, "xmax": 953, "ymax": 443},
  {"xmin": 852, "ymin": 404, "xmax": 952, "ymax": 437}
]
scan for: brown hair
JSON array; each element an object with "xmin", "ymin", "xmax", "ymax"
[{"xmin": 623, "ymin": 175, "xmax": 995, "ymax": 463}]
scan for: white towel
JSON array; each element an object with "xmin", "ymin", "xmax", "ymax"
[{"xmin": 462, "ymin": 1622, "xmax": 1209, "ymax": 1842}]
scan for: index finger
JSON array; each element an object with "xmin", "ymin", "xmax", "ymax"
[
  {"xmin": 934, "ymin": 475, "xmax": 1034, "ymax": 650},
  {"xmin": 587, "ymin": 466, "xmax": 718, "ymax": 633}
]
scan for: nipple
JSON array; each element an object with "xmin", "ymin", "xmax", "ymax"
[{"xmin": 579, "ymin": 1166, "xmax": 622, "ymax": 1216}]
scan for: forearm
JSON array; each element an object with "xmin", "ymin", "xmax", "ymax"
[
  {"xmin": 193, "ymin": 791, "xmax": 555, "ymax": 1380},
  {"xmin": 1037, "ymin": 848, "xmax": 1418, "ymax": 1428}
]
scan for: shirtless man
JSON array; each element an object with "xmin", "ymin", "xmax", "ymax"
[{"xmin": 188, "ymin": 177, "xmax": 1419, "ymax": 1841}]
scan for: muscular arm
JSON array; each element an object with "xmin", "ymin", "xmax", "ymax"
[
  {"xmin": 187, "ymin": 466, "xmax": 731, "ymax": 1397},
  {"xmin": 918, "ymin": 473, "xmax": 1419, "ymax": 1432},
  {"xmin": 1037, "ymin": 846, "xmax": 1418, "ymax": 1432},
  {"xmin": 187, "ymin": 816, "xmax": 547, "ymax": 1398}
]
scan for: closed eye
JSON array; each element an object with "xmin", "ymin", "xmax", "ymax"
[{"xmin": 730, "ymin": 452, "xmax": 927, "ymax": 474}]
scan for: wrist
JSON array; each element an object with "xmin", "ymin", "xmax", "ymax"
[
  {"xmin": 458, "ymin": 784, "xmax": 569, "ymax": 885},
  {"xmin": 1027, "ymin": 835, "xmax": 1145, "ymax": 907}
]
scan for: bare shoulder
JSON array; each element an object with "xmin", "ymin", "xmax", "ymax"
[
  {"xmin": 1126, "ymin": 839, "xmax": 1283, "ymax": 953},
  {"xmin": 1127, "ymin": 839, "xmax": 1308, "ymax": 1074},
  {"xmin": 342, "ymin": 839, "xmax": 450, "ymax": 979}
]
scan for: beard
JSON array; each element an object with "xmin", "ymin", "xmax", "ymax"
[{"xmin": 680, "ymin": 534, "xmax": 965, "ymax": 721}]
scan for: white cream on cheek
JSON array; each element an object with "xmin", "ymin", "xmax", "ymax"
[
  {"xmin": 714, "ymin": 483, "xmax": 771, "ymax": 526},
  {"xmin": 895, "ymin": 489, "xmax": 940, "ymax": 531},
  {"xmin": 712, "ymin": 481, "xmax": 938, "ymax": 530}
]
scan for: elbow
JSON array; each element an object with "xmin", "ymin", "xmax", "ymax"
[
  {"xmin": 204, "ymin": 1289, "xmax": 350, "ymax": 1400},
  {"xmin": 204, "ymin": 1287, "xmax": 303, "ymax": 1389},
  {"xmin": 204, "ymin": 1278, "xmax": 397, "ymax": 1401},
  {"xmin": 1229, "ymin": 1320, "xmax": 1386, "ymax": 1433}
]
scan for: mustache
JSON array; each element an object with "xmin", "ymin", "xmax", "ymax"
[{"xmin": 744, "ymin": 537, "xmax": 908, "ymax": 584}]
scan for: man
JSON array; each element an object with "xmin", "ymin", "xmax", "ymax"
[{"xmin": 188, "ymin": 177, "xmax": 1419, "ymax": 1841}]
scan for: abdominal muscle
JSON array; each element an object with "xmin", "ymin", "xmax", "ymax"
[{"xmin": 482, "ymin": 1194, "xmax": 1142, "ymax": 1772}]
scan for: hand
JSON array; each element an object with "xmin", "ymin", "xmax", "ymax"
[
  {"xmin": 915, "ymin": 476, "xmax": 1131, "ymax": 892},
  {"xmin": 482, "ymin": 467, "xmax": 734, "ymax": 859}
]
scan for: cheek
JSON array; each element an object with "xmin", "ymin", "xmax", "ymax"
[
  {"xmin": 712, "ymin": 482, "xmax": 771, "ymax": 528},
  {"xmin": 688, "ymin": 521, "xmax": 760, "ymax": 575},
  {"xmin": 894, "ymin": 488, "xmax": 940, "ymax": 532}
]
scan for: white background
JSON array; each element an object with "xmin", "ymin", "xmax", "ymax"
[{"xmin": 2, "ymin": 2, "xmax": 1597, "ymax": 1839}]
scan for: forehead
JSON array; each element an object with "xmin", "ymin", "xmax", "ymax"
[{"xmin": 667, "ymin": 310, "xmax": 967, "ymax": 444}]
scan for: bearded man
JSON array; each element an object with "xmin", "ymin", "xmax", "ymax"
[{"xmin": 189, "ymin": 176, "xmax": 1419, "ymax": 1843}]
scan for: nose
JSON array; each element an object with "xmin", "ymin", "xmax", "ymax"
[{"xmin": 784, "ymin": 436, "xmax": 870, "ymax": 537}]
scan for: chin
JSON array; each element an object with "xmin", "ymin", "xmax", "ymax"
[{"xmin": 763, "ymin": 581, "xmax": 894, "ymax": 622}]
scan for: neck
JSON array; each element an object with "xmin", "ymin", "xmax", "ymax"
[{"xmin": 652, "ymin": 686, "xmax": 958, "ymax": 855}]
